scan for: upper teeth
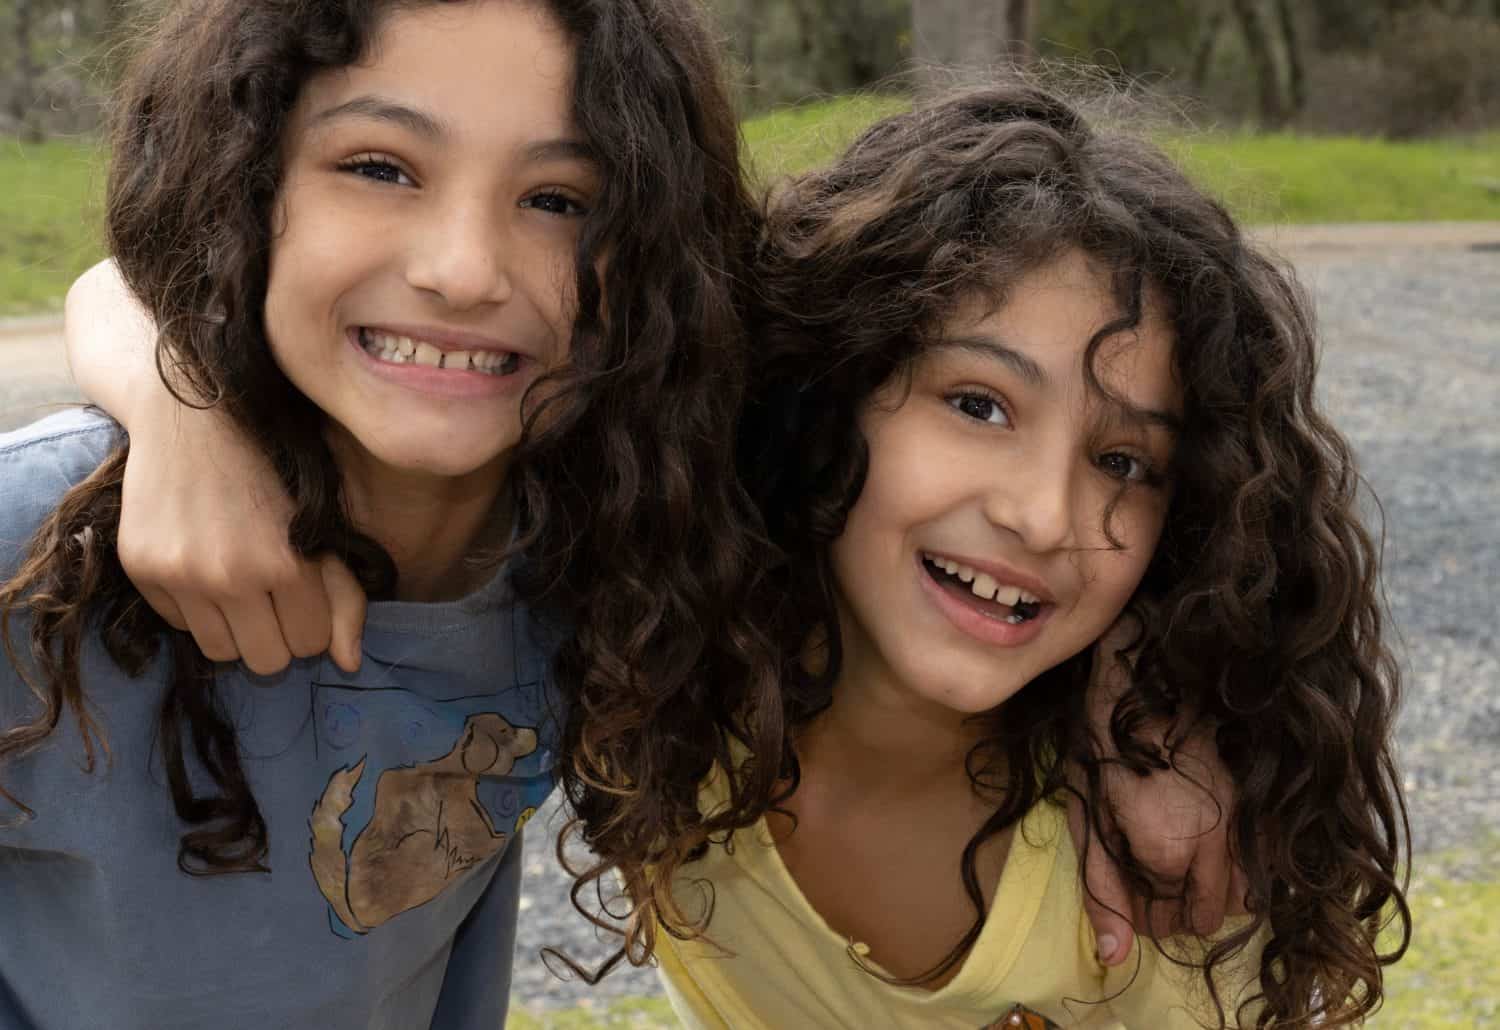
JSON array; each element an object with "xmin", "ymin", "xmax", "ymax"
[
  {"xmin": 925, "ymin": 553, "xmax": 1041, "ymax": 606},
  {"xmin": 361, "ymin": 330, "xmax": 516, "ymax": 374}
]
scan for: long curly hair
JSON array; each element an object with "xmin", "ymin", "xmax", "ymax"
[
  {"xmin": 736, "ymin": 83, "xmax": 1410, "ymax": 1027},
  {"xmin": 0, "ymin": 0, "xmax": 785, "ymax": 935}
]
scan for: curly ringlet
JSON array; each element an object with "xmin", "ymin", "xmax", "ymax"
[
  {"xmin": 737, "ymin": 82, "xmax": 1410, "ymax": 1027},
  {"xmin": 0, "ymin": 0, "xmax": 787, "ymax": 972}
]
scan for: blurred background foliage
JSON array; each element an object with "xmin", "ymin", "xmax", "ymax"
[
  {"xmin": 705, "ymin": 0, "xmax": 1500, "ymax": 136},
  {"xmin": 1, "ymin": 0, "xmax": 1497, "ymax": 140}
]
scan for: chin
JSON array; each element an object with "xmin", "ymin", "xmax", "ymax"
[
  {"xmin": 909, "ymin": 660, "xmax": 1031, "ymax": 717},
  {"xmin": 358, "ymin": 432, "xmax": 513, "ymax": 480}
]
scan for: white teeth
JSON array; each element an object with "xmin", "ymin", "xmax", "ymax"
[
  {"xmin": 924, "ymin": 553, "xmax": 1042, "ymax": 608},
  {"xmin": 360, "ymin": 330, "xmax": 516, "ymax": 376}
]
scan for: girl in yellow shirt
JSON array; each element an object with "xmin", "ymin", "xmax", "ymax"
[{"xmin": 652, "ymin": 82, "xmax": 1408, "ymax": 1029}]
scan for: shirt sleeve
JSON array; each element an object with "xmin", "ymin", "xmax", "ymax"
[
  {"xmin": 428, "ymin": 828, "xmax": 525, "ymax": 1029},
  {"xmin": 653, "ymin": 931, "xmax": 732, "ymax": 1030}
]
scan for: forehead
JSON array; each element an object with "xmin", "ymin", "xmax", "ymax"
[
  {"xmin": 296, "ymin": 1, "xmax": 577, "ymax": 141},
  {"xmin": 939, "ymin": 250, "xmax": 1179, "ymax": 409}
]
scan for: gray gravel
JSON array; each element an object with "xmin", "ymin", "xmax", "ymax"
[{"xmin": 2, "ymin": 235, "xmax": 1497, "ymax": 1011}]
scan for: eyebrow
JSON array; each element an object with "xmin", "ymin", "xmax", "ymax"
[
  {"xmin": 935, "ymin": 333, "xmax": 1181, "ymax": 434},
  {"xmin": 309, "ymin": 95, "xmax": 597, "ymax": 166},
  {"xmin": 523, "ymin": 138, "xmax": 598, "ymax": 165},
  {"xmin": 311, "ymin": 96, "xmax": 449, "ymax": 139},
  {"xmin": 936, "ymin": 334, "xmax": 1049, "ymax": 388}
]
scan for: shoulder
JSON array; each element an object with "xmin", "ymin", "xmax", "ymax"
[
  {"xmin": 0, "ymin": 409, "xmax": 122, "ymax": 572},
  {"xmin": 0, "ymin": 407, "xmax": 121, "ymax": 473}
]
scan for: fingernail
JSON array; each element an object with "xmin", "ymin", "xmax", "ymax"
[{"xmin": 1096, "ymin": 935, "xmax": 1119, "ymax": 964}]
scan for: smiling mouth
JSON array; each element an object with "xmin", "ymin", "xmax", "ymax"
[
  {"xmin": 358, "ymin": 327, "xmax": 522, "ymax": 376},
  {"xmin": 921, "ymin": 554, "xmax": 1045, "ymax": 625}
]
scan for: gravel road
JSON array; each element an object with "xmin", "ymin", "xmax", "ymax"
[{"xmin": 2, "ymin": 226, "xmax": 1497, "ymax": 1010}]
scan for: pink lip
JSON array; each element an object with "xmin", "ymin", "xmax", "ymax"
[
  {"xmin": 346, "ymin": 328, "xmax": 533, "ymax": 400},
  {"xmin": 916, "ymin": 553, "xmax": 1052, "ymax": 648}
]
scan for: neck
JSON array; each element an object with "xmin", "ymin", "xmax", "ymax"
[
  {"xmin": 329, "ymin": 430, "xmax": 511, "ymax": 603},
  {"xmin": 797, "ymin": 617, "xmax": 985, "ymax": 801}
]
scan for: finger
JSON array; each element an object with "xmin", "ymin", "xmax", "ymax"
[
  {"xmin": 137, "ymin": 584, "xmax": 189, "ymax": 632},
  {"xmin": 1070, "ymin": 797, "xmax": 1135, "ymax": 966},
  {"xmin": 1185, "ymin": 824, "xmax": 1232, "ymax": 936},
  {"xmin": 1227, "ymin": 859, "xmax": 1251, "ymax": 918},
  {"xmin": 219, "ymin": 593, "xmax": 294, "ymax": 677},
  {"xmin": 270, "ymin": 561, "xmax": 333, "ymax": 659},
  {"xmin": 321, "ymin": 557, "xmax": 366, "ymax": 674},
  {"xmin": 175, "ymin": 595, "xmax": 240, "ymax": 664}
]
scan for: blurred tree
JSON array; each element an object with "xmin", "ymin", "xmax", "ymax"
[
  {"xmin": 1228, "ymin": 0, "xmax": 1288, "ymax": 126},
  {"xmin": 707, "ymin": 0, "xmax": 908, "ymax": 110},
  {"xmin": 1, "ymin": 0, "xmax": 128, "ymax": 138},
  {"xmin": 6, "ymin": 0, "xmax": 45, "ymax": 140},
  {"xmin": 911, "ymin": 0, "xmax": 1033, "ymax": 85}
]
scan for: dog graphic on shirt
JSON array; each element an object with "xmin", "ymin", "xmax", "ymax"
[{"xmin": 308, "ymin": 711, "xmax": 538, "ymax": 933}]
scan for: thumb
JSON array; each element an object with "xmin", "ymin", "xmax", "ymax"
[{"xmin": 320, "ymin": 556, "xmax": 367, "ymax": 674}]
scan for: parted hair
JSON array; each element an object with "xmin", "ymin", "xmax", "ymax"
[
  {"xmin": 735, "ymin": 83, "xmax": 1410, "ymax": 1028},
  {"xmin": 0, "ymin": 0, "xmax": 786, "ymax": 959}
]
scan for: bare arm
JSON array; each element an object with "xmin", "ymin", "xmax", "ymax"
[{"xmin": 63, "ymin": 260, "xmax": 365, "ymax": 674}]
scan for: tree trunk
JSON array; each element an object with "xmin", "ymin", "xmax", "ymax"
[
  {"xmin": 1190, "ymin": 9, "xmax": 1225, "ymax": 94},
  {"xmin": 9, "ymin": 0, "xmax": 44, "ymax": 141},
  {"xmin": 911, "ymin": 0, "xmax": 1015, "ymax": 89},
  {"xmin": 1273, "ymin": 0, "xmax": 1305, "ymax": 116},
  {"xmin": 1003, "ymin": 0, "xmax": 1035, "ymax": 65},
  {"xmin": 1228, "ymin": 0, "xmax": 1286, "ymax": 128}
]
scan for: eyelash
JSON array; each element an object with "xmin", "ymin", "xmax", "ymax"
[
  {"xmin": 946, "ymin": 388, "xmax": 1164, "ymax": 486},
  {"xmin": 946, "ymin": 388, "xmax": 1011, "ymax": 428},
  {"xmin": 520, "ymin": 191, "xmax": 589, "ymax": 217},
  {"xmin": 336, "ymin": 152, "xmax": 414, "ymax": 186},
  {"xmin": 334, "ymin": 155, "xmax": 587, "ymax": 218}
]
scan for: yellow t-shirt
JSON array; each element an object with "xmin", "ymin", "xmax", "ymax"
[{"xmin": 655, "ymin": 771, "xmax": 1262, "ymax": 1029}]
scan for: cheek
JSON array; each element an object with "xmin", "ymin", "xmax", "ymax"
[{"xmin": 1086, "ymin": 503, "xmax": 1165, "ymax": 611}]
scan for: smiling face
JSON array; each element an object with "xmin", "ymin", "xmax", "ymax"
[
  {"xmin": 828, "ymin": 249, "xmax": 1182, "ymax": 718},
  {"xmin": 263, "ymin": 0, "xmax": 594, "ymax": 493}
]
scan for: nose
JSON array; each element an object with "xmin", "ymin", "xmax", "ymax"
[
  {"xmin": 404, "ymin": 195, "xmax": 514, "ymax": 311},
  {"xmin": 982, "ymin": 443, "xmax": 1079, "ymax": 553}
]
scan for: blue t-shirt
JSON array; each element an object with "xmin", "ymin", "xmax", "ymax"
[{"xmin": 0, "ymin": 410, "xmax": 562, "ymax": 1029}]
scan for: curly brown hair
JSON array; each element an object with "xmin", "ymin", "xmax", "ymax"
[
  {"xmin": 734, "ymin": 83, "xmax": 1410, "ymax": 1027},
  {"xmin": 0, "ymin": 0, "xmax": 785, "ymax": 939}
]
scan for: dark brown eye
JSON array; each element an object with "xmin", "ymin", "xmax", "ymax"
[
  {"xmin": 1098, "ymin": 452, "xmax": 1147, "ymax": 481},
  {"xmin": 948, "ymin": 392, "xmax": 1009, "ymax": 426}
]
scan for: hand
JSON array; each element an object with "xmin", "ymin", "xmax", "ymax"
[
  {"xmin": 114, "ymin": 400, "xmax": 366, "ymax": 675},
  {"xmin": 1067, "ymin": 617, "xmax": 1248, "ymax": 966},
  {"xmin": 64, "ymin": 260, "xmax": 367, "ymax": 675}
]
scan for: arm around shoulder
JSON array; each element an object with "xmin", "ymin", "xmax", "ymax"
[{"xmin": 64, "ymin": 259, "xmax": 162, "ymax": 427}]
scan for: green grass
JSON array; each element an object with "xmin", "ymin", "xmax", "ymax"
[
  {"xmin": 0, "ymin": 137, "xmax": 108, "ymax": 316},
  {"xmin": 2, "ymin": 99, "xmax": 1498, "ymax": 313},
  {"xmin": 741, "ymin": 96, "xmax": 1500, "ymax": 223},
  {"xmin": 1166, "ymin": 131, "xmax": 1500, "ymax": 225},
  {"xmin": 740, "ymin": 93, "xmax": 909, "ymax": 184},
  {"xmin": 1376, "ymin": 840, "xmax": 1500, "ymax": 1026}
]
